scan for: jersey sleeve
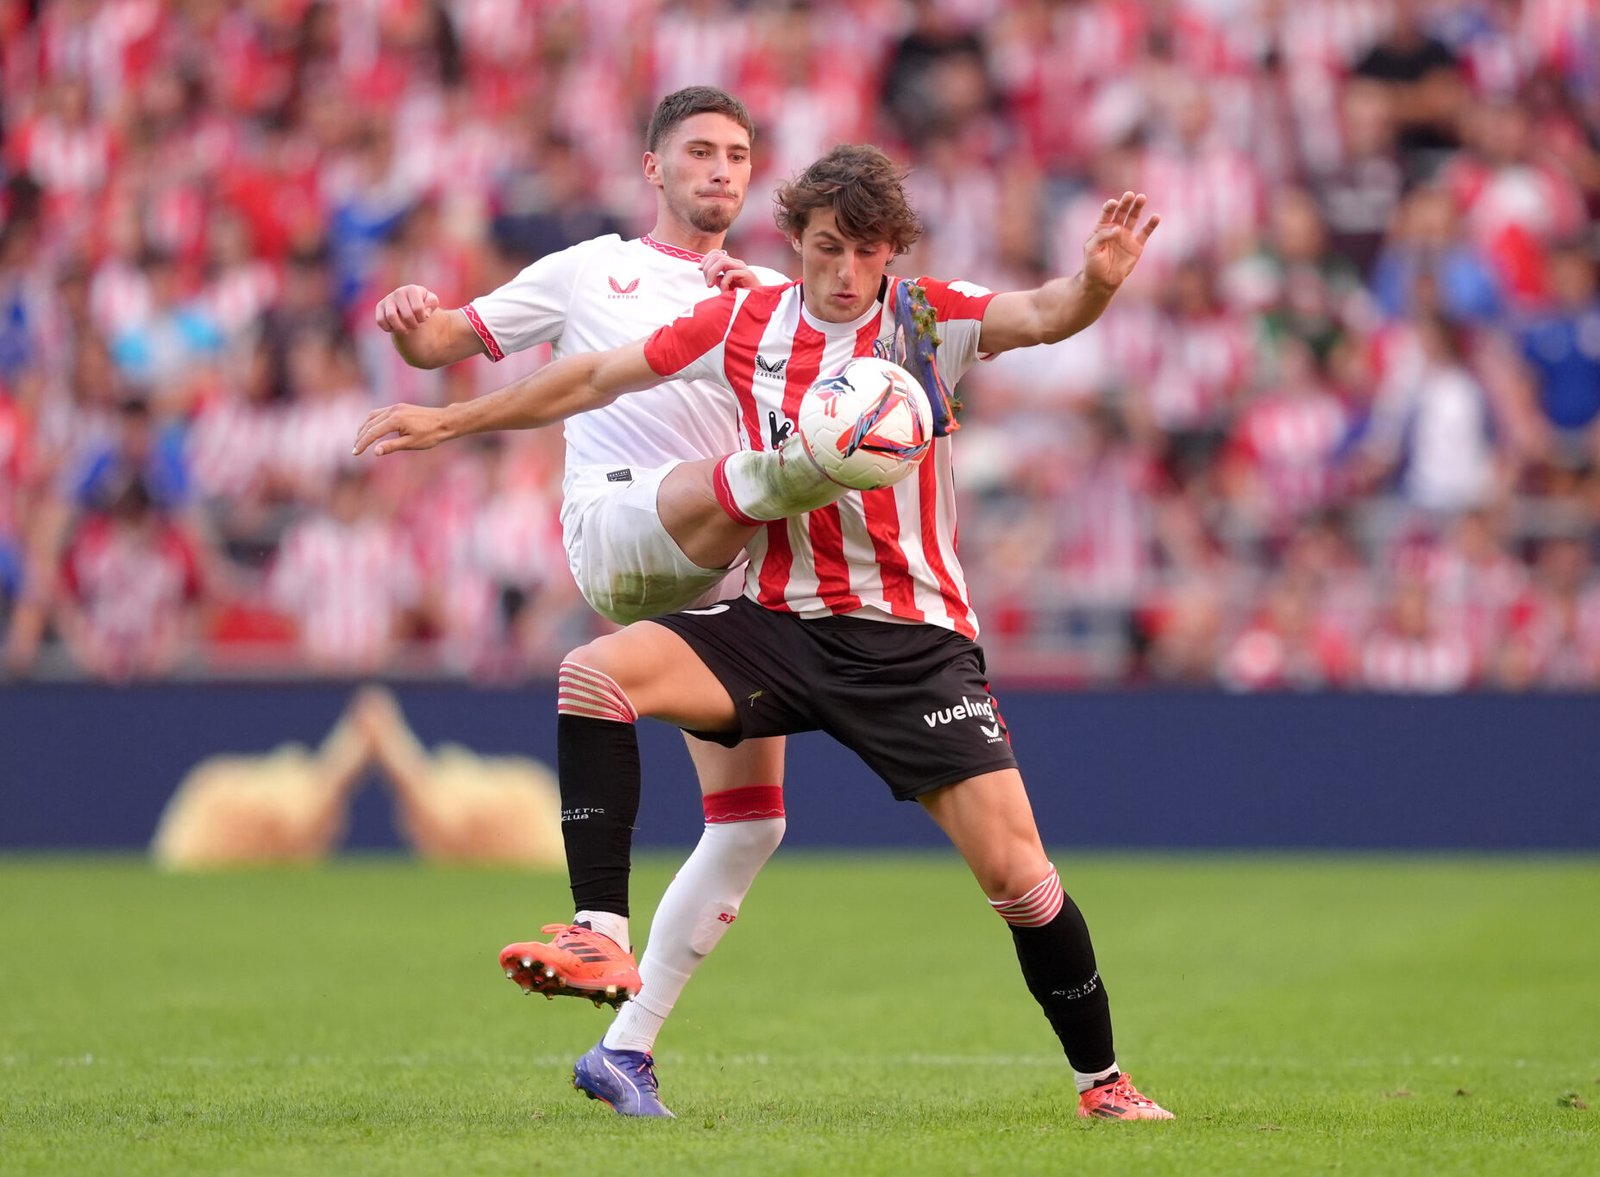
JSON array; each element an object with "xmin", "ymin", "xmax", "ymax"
[
  {"xmin": 915, "ymin": 276, "xmax": 996, "ymax": 384},
  {"xmin": 641, "ymin": 288, "xmax": 741, "ymax": 382},
  {"xmin": 465, "ymin": 238, "xmax": 608, "ymax": 360}
]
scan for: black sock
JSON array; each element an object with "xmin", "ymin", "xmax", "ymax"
[
  {"xmin": 556, "ymin": 714, "xmax": 641, "ymax": 917},
  {"xmin": 1008, "ymin": 891, "xmax": 1116, "ymax": 1075}
]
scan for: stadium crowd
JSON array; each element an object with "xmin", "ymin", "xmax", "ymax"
[{"xmin": 0, "ymin": 0, "xmax": 1597, "ymax": 690}]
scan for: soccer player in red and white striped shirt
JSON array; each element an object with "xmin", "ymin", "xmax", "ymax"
[{"xmin": 357, "ymin": 145, "xmax": 1170, "ymax": 1121}]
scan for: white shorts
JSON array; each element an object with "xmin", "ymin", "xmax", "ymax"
[{"xmin": 561, "ymin": 461, "xmax": 745, "ymax": 625}]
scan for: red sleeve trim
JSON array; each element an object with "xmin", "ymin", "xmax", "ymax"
[
  {"xmin": 462, "ymin": 303, "xmax": 505, "ymax": 362},
  {"xmin": 642, "ymin": 289, "xmax": 738, "ymax": 376}
]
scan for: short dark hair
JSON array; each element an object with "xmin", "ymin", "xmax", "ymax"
[
  {"xmin": 646, "ymin": 87, "xmax": 755, "ymax": 153},
  {"xmin": 773, "ymin": 144, "xmax": 923, "ymax": 254}
]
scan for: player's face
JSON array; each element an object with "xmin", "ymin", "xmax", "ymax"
[
  {"xmin": 646, "ymin": 113, "xmax": 752, "ymax": 236},
  {"xmin": 793, "ymin": 209, "xmax": 893, "ymax": 323}
]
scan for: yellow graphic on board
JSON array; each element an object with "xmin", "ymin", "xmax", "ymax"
[{"xmin": 151, "ymin": 687, "xmax": 563, "ymax": 870}]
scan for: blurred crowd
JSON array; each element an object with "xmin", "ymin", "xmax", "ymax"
[{"xmin": 0, "ymin": 0, "xmax": 1597, "ymax": 690}]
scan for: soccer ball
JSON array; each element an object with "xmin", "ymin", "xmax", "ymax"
[{"xmin": 796, "ymin": 357, "xmax": 933, "ymax": 491}]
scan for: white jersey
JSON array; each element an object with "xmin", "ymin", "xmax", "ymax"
[
  {"xmin": 465, "ymin": 234, "xmax": 788, "ymax": 494},
  {"xmin": 643, "ymin": 275, "xmax": 996, "ymax": 639}
]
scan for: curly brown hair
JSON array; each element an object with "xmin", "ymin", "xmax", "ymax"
[{"xmin": 773, "ymin": 144, "xmax": 923, "ymax": 255}]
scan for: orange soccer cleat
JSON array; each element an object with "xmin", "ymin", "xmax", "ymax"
[
  {"xmin": 1077, "ymin": 1073, "xmax": 1175, "ymax": 1121},
  {"xmin": 500, "ymin": 924, "xmax": 641, "ymax": 1009}
]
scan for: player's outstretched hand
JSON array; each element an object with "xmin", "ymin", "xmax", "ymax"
[
  {"xmin": 701, "ymin": 248, "xmax": 761, "ymax": 292},
  {"xmin": 352, "ymin": 403, "xmax": 452, "ymax": 457},
  {"xmin": 1083, "ymin": 192, "xmax": 1160, "ymax": 291},
  {"xmin": 375, "ymin": 284, "xmax": 442, "ymax": 333}
]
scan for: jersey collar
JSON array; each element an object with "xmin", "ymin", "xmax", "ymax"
[{"xmin": 640, "ymin": 234, "xmax": 706, "ymax": 263}]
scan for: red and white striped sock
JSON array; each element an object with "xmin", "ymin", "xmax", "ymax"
[
  {"xmin": 989, "ymin": 865, "xmax": 1065, "ymax": 927},
  {"xmin": 557, "ymin": 661, "xmax": 638, "ymax": 723},
  {"xmin": 604, "ymin": 785, "xmax": 786, "ymax": 1054}
]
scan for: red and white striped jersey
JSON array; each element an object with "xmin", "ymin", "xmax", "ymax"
[
  {"xmin": 1232, "ymin": 386, "xmax": 1351, "ymax": 524},
  {"xmin": 1360, "ymin": 630, "xmax": 1475, "ymax": 693},
  {"xmin": 268, "ymin": 513, "xmax": 420, "ymax": 672},
  {"xmin": 642, "ymin": 275, "xmax": 995, "ymax": 638}
]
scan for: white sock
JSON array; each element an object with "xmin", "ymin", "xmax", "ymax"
[
  {"xmin": 1075, "ymin": 1062, "xmax": 1120, "ymax": 1094},
  {"xmin": 574, "ymin": 910, "xmax": 630, "ymax": 954},
  {"xmin": 718, "ymin": 442, "xmax": 846, "ymax": 523},
  {"xmin": 604, "ymin": 810, "xmax": 784, "ymax": 1054}
]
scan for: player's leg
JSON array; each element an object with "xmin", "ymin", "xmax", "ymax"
[
  {"xmin": 582, "ymin": 737, "xmax": 785, "ymax": 1116},
  {"xmin": 653, "ymin": 452, "xmax": 848, "ymax": 571},
  {"xmin": 605, "ymin": 737, "xmax": 784, "ymax": 1055},
  {"xmin": 501, "ymin": 621, "xmax": 738, "ymax": 1004},
  {"xmin": 917, "ymin": 769, "xmax": 1174, "ymax": 1121}
]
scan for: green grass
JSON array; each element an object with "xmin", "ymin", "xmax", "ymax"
[{"xmin": 2, "ymin": 854, "xmax": 1596, "ymax": 1175}]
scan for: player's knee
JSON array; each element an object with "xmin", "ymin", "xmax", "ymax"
[
  {"xmin": 989, "ymin": 863, "xmax": 1064, "ymax": 928},
  {"xmin": 730, "ymin": 813, "xmax": 785, "ymax": 859},
  {"xmin": 557, "ymin": 649, "xmax": 638, "ymax": 724},
  {"xmin": 974, "ymin": 851, "xmax": 1054, "ymax": 907}
]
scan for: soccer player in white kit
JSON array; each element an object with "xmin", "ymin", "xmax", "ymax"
[
  {"xmin": 359, "ymin": 144, "xmax": 1172, "ymax": 1122},
  {"xmin": 368, "ymin": 88, "xmax": 798, "ymax": 1114}
]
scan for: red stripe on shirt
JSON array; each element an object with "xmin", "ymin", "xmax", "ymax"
[
  {"xmin": 916, "ymin": 442, "xmax": 975, "ymax": 637},
  {"xmin": 850, "ymin": 312, "xmax": 921, "ymax": 618},
  {"xmin": 758, "ymin": 316, "xmax": 832, "ymax": 610},
  {"xmin": 863, "ymin": 486, "xmax": 923, "ymax": 620},
  {"xmin": 811, "ymin": 314, "xmax": 892, "ymax": 614},
  {"xmin": 643, "ymin": 290, "xmax": 739, "ymax": 376},
  {"xmin": 722, "ymin": 288, "xmax": 780, "ymax": 449}
]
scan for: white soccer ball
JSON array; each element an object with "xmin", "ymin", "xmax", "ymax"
[{"xmin": 796, "ymin": 357, "xmax": 933, "ymax": 491}]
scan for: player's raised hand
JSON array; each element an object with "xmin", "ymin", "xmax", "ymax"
[
  {"xmin": 352, "ymin": 403, "xmax": 453, "ymax": 457},
  {"xmin": 1082, "ymin": 192, "xmax": 1160, "ymax": 291},
  {"xmin": 375, "ymin": 284, "xmax": 442, "ymax": 333},
  {"xmin": 701, "ymin": 248, "xmax": 761, "ymax": 292}
]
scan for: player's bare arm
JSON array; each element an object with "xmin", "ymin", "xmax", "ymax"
[
  {"xmin": 352, "ymin": 339, "xmax": 662, "ymax": 457},
  {"xmin": 977, "ymin": 191, "xmax": 1160, "ymax": 354},
  {"xmin": 375, "ymin": 284, "xmax": 486, "ymax": 368}
]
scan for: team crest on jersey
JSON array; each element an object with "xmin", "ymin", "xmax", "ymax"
[
  {"xmin": 607, "ymin": 276, "xmax": 640, "ymax": 298},
  {"xmin": 755, "ymin": 354, "xmax": 788, "ymax": 378}
]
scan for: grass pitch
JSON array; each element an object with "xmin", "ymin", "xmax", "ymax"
[{"xmin": 2, "ymin": 853, "xmax": 1596, "ymax": 1175}]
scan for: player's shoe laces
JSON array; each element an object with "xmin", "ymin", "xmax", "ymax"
[
  {"xmin": 1077, "ymin": 1073, "xmax": 1175, "ymax": 1121},
  {"xmin": 572, "ymin": 1041, "xmax": 675, "ymax": 1118},
  {"xmin": 499, "ymin": 923, "xmax": 640, "ymax": 1009}
]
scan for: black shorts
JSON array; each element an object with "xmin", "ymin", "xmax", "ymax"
[{"xmin": 650, "ymin": 596, "xmax": 1018, "ymax": 801}]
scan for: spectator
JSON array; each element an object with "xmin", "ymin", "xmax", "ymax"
[
  {"xmin": 267, "ymin": 467, "xmax": 421, "ymax": 675},
  {"xmin": 1360, "ymin": 567, "xmax": 1475, "ymax": 693},
  {"xmin": 1370, "ymin": 186, "xmax": 1503, "ymax": 323},
  {"xmin": 879, "ymin": 0, "xmax": 994, "ymax": 150},
  {"xmin": 56, "ymin": 477, "xmax": 206, "ymax": 681},
  {"xmin": 1513, "ymin": 242, "xmax": 1600, "ymax": 475},
  {"xmin": 1219, "ymin": 572, "xmax": 1353, "ymax": 692},
  {"xmin": 107, "ymin": 249, "xmax": 225, "ymax": 402},
  {"xmin": 490, "ymin": 133, "xmax": 628, "ymax": 266},
  {"xmin": 1357, "ymin": 310, "xmax": 1506, "ymax": 516},
  {"xmin": 1349, "ymin": 0, "xmax": 1467, "ymax": 182},
  {"xmin": 1498, "ymin": 533, "xmax": 1600, "ymax": 689}
]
